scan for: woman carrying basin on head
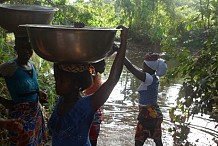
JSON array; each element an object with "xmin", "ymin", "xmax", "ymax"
[{"xmin": 48, "ymin": 25, "xmax": 128, "ymax": 146}]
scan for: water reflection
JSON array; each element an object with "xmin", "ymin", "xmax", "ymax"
[{"xmin": 97, "ymin": 50, "xmax": 218, "ymax": 146}]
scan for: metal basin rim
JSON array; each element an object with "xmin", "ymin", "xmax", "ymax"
[
  {"xmin": 20, "ymin": 24, "xmax": 121, "ymax": 31},
  {"xmin": 0, "ymin": 4, "xmax": 59, "ymax": 12}
]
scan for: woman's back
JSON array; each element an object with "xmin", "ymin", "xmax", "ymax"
[{"xmin": 49, "ymin": 95, "xmax": 95, "ymax": 146}]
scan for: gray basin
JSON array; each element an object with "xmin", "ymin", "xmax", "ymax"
[
  {"xmin": 21, "ymin": 24, "xmax": 120, "ymax": 63},
  {"xmin": 0, "ymin": 4, "xmax": 58, "ymax": 36}
]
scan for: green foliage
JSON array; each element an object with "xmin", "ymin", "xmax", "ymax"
[
  {"xmin": 0, "ymin": 35, "xmax": 14, "ymax": 142},
  {"xmin": 115, "ymin": 0, "xmax": 174, "ymax": 44},
  {"xmin": 81, "ymin": 0, "xmax": 119, "ymax": 27},
  {"xmin": 0, "ymin": 35, "xmax": 14, "ymax": 102},
  {"xmin": 46, "ymin": 0, "xmax": 119, "ymax": 27},
  {"xmin": 162, "ymin": 0, "xmax": 218, "ymax": 123},
  {"xmin": 31, "ymin": 55, "xmax": 57, "ymax": 113}
]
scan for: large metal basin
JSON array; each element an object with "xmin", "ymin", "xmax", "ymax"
[
  {"xmin": 21, "ymin": 24, "xmax": 120, "ymax": 63},
  {"xmin": 0, "ymin": 4, "xmax": 58, "ymax": 36}
]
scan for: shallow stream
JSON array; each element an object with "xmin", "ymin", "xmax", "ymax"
[{"xmin": 97, "ymin": 49, "xmax": 218, "ymax": 146}]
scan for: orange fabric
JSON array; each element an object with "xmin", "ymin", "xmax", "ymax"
[
  {"xmin": 144, "ymin": 53, "xmax": 159, "ymax": 61},
  {"xmin": 83, "ymin": 74, "xmax": 103, "ymax": 141},
  {"xmin": 83, "ymin": 75, "xmax": 102, "ymax": 95}
]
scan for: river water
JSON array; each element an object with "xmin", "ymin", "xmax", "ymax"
[{"xmin": 96, "ymin": 49, "xmax": 218, "ymax": 146}]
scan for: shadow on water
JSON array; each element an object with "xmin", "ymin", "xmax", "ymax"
[{"xmin": 97, "ymin": 49, "xmax": 218, "ymax": 146}]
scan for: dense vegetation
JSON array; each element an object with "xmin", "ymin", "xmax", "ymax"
[{"xmin": 0, "ymin": 0, "xmax": 217, "ymax": 144}]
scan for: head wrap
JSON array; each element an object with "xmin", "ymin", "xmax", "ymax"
[
  {"xmin": 144, "ymin": 53, "xmax": 167, "ymax": 77},
  {"xmin": 58, "ymin": 63, "xmax": 91, "ymax": 73}
]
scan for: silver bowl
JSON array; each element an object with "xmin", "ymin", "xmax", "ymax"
[
  {"xmin": 0, "ymin": 4, "xmax": 58, "ymax": 36},
  {"xmin": 21, "ymin": 24, "xmax": 120, "ymax": 63}
]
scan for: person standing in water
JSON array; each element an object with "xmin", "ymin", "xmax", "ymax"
[
  {"xmin": 124, "ymin": 53, "xmax": 167, "ymax": 146},
  {"xmin": 48, "ymin": 25, "xmax": 128, "ymax": 146},
  {"xmin": 83, "ymin": 59, "xmax": 106, "ymax": 146}
]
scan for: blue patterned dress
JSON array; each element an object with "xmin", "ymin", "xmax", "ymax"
[
  {"xmin": 48, "ymin": 95, "xmax": 95, "ymax": 146},
  {"xmin": 4, "ymin": 60, "xmax": 47, "ymax": 146}
]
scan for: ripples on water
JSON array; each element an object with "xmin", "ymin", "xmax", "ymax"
[{"xmin": 97, "ymin": 54, "xmax": 218, "ymax": 146}]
